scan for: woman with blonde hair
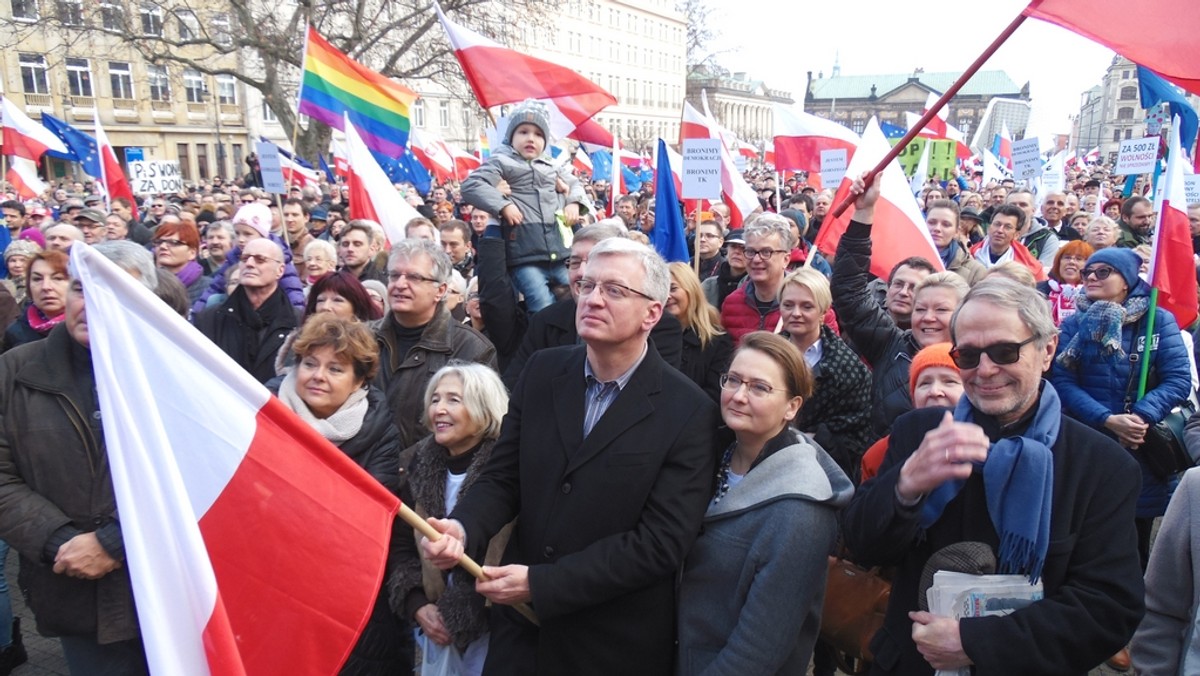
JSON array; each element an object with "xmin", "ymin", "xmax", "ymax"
[{"xmin": 667, "ymin": 262, "xmax": 733, "ymax": 401}]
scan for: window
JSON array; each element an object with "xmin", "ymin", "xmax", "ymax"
[
  {"xmin": 99, "ymin": 1, "xmax": 123, "ymax": 30},
  {"xmin": 1122, "ymin": 70, "xmax": 1130, "ymax": 79},
  {"xmin": 1117, "ymin": 107, "xmax": 1134, "ymax": 120},
  {"xmin": 232, "ymin": 144, "xmax": 243, "ymax": 174},
  {"xmin": 12, "ymin": 0, "xmax": 38, "ymax": 20},
  {"xmin": 413, "ymin": 99, "xmax": 425, "ymax": 127},
  {"xmin": 216, "ymin": 74, "xmax": 236, "ymax": 105},
  {"xmin": 852, "ymin": 118, "xmax": 866, "ymax": 134},
  {"xmin": 1119, "ymin": 86, "xmax": 1137, "ymax": 100},
  {"xmin": 139, "ymin": 2, "xmax": 162, "ymax": 36},
  {"xmin": 57, "ymin": 0, "xmax": 82, "ymax": 25},
  {"xmin": 211, "ymin": 13, "xmax": 231, "ymax": 47},
  {"xmin": 261, "ymin": 100, "xmax": 278, "ymax": 122},
  {"xmin": 1113, "ymin": 129, "xmax": 1122, "ymax": 142},
  {"xmin": 1125, "ymin": 128, "xmax": 1133, "ymax": 139},
  {"xmin": 175, "ymin": 9, "xmax": 197, "ymax": 39},
  {"xmin": 177, "ymin": 143, "xmax": 191, "ymax": 181},
  {"xmin": 18, "ymin": 53, "xmax": 49, "ymax": 94},
  {"xmin": 147, "ymin": 64, "xmax": 170, "ymax": 101},
  {"xmin": 196, "ymin": 143, "xmax": 209, "ymax": 180},
  {"xmin": 109, "ymin": 61, "xmax": 133, "ymax": 99},
  {"xmin": 184, "ymin": 68, "xmax": 204, "ymax": 103},
  {"xmin": 438, "ymin": 100, "xmax": 450, "ymax": 128},
  {"xmin": 66, "ymin": 58, "xmax": 93, "ymax": 97}
]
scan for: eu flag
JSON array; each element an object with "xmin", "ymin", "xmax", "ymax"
[
  {"xmin": 651, "ymin": 139, "xmax": 689, "ymax": 263},
  {"xmin": 1138, "ymin": 65, "xmax": 1197, "ymax": 153},
  {"xmin": 41, "ymin": 113, "xmax": 102, "ymax": 178}
]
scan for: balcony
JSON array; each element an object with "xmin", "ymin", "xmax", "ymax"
[
  {"xmin": 22, "ymin": 93, "xmax": 53, "ymax": 116},
  {"xmin": 186, "ymin": 102, "xmax": 207, "ymax": 120},
  {"xmin": 112, "ymin": 98, "xmax": 139, "ymax": 121},
  {"xmin": 69, "ymin": 96, "xmax": 96, "ymax": 122},
  {"xmin": 151, "ymin": 100, "xmax": 175, "ymax": 121}
]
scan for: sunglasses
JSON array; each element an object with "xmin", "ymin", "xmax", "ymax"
[
  {"xmin": 1081, "ymin": 265, "xmax": 1115, "ymax": 280},
  {"xmin": 950, "ymin": 336, "xmax": 1037, "ymax": 369}
]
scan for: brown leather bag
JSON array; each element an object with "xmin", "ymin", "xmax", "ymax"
[{"xmin": 820, "ymin": 556, "xmax": 891, "ymax": 675}]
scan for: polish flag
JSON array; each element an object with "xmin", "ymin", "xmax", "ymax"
[
  {"xmin": 1, "ymin": 96, "xmax": 68, "ymax": 161},
  {"xmin": 330, "ymin": 136, "xmax": 350, "ymax": 178},
  {"xmin": 434, "ymin": 3, "xmax": 616, "ymax": 145},
  {"xmin": 93, "ymin": 113, "xmax": 137, "ymax": 219},
  {"xmin": 814, "ymin": 117, "xmax": 944, "ymax": 279},
  {"xmin": 1084, "ymin": 146, "xmax": 1101, "ymax": 164},
  {"xmin": 738, "ymin": 144, "xmax": 758, "ymax": 159},
  {"xmin": 572, "ymin": 148, "xmax": 592, "ymax": 175},
  {"xmin": 993, "ymin": 122, "xmax": 1014, "ymax": 169},
  {"xmin": 617, "ymin": 147, "xmax": 645, "ymax": 168},
  {"xmin": 680, "ymin": 102, "xmax": 759, "ymax": 227},
  {"xmin": 409, "ymin": 128, "xmax": 456, "ymax": 183},
  {"xmin": 344, "ymin": 114, "xmax": 421, "ymax": 245},
  {"xmin": 69, "ymin": 243, "xmax": 399, "ymax": 675},
  {"xmin": 451, "ymin": 145, "xmax": 481, "ymax": 181},
  {"xmin": 907, "ymin": 96, "xmax": 971, "ymax": 159},
  {"xmin": 763, "ymin": 139, "xmax": 776, "ymax": 167},
  {"xmin": 5, "ymin": 156, "xmax": 47, "ymax": 199},
  {"xmin": 281, "ymin": 156, "xmax": 320, "ymax": 189},
  {"xmin": 771, "ymin": 104, "xmax": 859, "ymax": 172},
  {"xmin": 1149, "ymin": 115, "xmax": 1198, "ymax": 327}
]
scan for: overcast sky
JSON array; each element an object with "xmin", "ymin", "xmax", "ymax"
[{"xmin": 712, "ymin": 0, "xmax": 1117, "ymax": 145}]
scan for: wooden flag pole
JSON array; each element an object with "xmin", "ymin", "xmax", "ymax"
[
  {"xmin": 398, "ymin": 502, "xmax": 539, "ymax": 625},
  {"xmin": 830, "ymin": 9, "xmax": 1030, "ymax": 218}
]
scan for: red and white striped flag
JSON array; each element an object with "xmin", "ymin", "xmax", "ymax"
[
  {"xmin": 5, "ymin": 156, "xmax": 47, "ymax": 199},
  {"xmin": 2, "ymin": 96, "xmax": 67, "ymax": 160},
  {"xmin": 1149, "ymin": 117, "xmax": 1198, "ymax": 327},
  {"xmin": 70, "ymin": 243, "xmax": 400, "ymax": 675},
  {"xmin": 814, "ymin": 117, "xmax": 944, "ymax": 279},
  {"xmin": 771, "ymin": 104, "xmax": 859, "ymax": 173},
  {"xmin": 680, "ymin": 101, "xmax": 758, "ymax": 227},
  {"xmin": 344, "ymin": 114, "xmax": 421, "ymax": 245},
  {"xmin": 93, "ymin": 112, "xmax": 137, "ymax": 218}
]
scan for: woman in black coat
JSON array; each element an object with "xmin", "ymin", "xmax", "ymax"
[
  {"xmin": 667, "ymin": 262, "xmax": 733, "ymax": 402},
  {"xmin": 269, "ymin": 314, "xmax": 410, "ymax": 676}
]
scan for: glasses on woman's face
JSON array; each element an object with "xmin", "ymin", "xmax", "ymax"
[
  {"xmin": 719, "ymin": 373, "xmax": 780, "ymax": 398},
  {"xmin": 1081, "ymin": 265, "xmax": 1116, "ymax": 280},
  {"xmin": 949, "ymin": 336, "xmax": 1037, "ymax": 369}
]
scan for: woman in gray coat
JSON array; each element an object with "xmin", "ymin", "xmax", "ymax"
[{"xmin": 677, "ymin": 332, "xmax": 854, "ymax": 675}]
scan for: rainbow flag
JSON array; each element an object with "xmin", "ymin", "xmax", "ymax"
[
  {"xmin": 478, "ymin": 129, "xmax": 490, "ymax": 159},
  {"xmin": 298, "ymin": 26, "xmax": 418, "ymax": 157}
]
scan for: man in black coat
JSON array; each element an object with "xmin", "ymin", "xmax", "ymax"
[
  {"xmin": 843, "ymin": 276, "xmax": 1143, "ymax": 675},
  {"xmin": 423, "ymin": 238, "xmax": 719, "ymax": 675}
]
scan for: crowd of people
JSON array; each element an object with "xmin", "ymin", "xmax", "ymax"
[{"xmin": 0, "ymin": 104, "xmax": 1199, "ymax": 676}]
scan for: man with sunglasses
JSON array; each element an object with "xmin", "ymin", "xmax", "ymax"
[
  {"xmin": 423, "ymin": 238, "xmax": 717, "ymax": 675},
  {"xmin": 845, "ymin": 277, "xmax": 1144, "ymax": 675}
]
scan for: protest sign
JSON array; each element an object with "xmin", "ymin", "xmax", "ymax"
[
  {"xmin": 129, "ymin": 160, "xmax": 183, "ymax": 195},
  {"xmin": 681, "ymin": 139, "xmax": 722, "ymax": 200},
  {"xmin": 820, "ymin": 149, "xmax": 848, "ymax": 188},
  {"xmin": 1113, "ymin": 137, "xmax": 1159, "ymax": 175},
  {"xmin": 1011, "ymin": 137, "xmax": 1043, "ymax": 181},
  {"xmin": 256, "ymin": 141, "xmax": 287, "ymax": 194}
]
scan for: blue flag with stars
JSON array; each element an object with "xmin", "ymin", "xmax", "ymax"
[{"xmin": 41, "ymin": 113, "xmax": 102, "ymax": 178}]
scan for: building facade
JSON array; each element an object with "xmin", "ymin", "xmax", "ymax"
[
  {"xmin": 1072, "ymin": 55, "xmax": 1200, "ymax": 165},
  {"xmin": 2, "ymin": 1, "xmax": 250, "ymax": 185},
  {"xmin": 805, "ymin": 67, "xmax": 1030, "ymax": 144},
  {"xmin": 685, "ymin": 67, "xmax": 793, "ymax": 146}
]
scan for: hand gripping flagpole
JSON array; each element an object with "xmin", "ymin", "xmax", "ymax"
[
  {"xmin": 830, "ymin": 9, "xmax": 1031, "ymax": 218},
  {"xmin": 399, "ymin": 503, "xmax": 540, "ymax": 625}
]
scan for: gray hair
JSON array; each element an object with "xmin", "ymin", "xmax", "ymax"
[
  {"xmin": 573, "ymin": 222, "xmax": 626, "ymax": 245},
  {"xmin": 423, "ymin": 361, "xmax": 510, "ymax": 441},
  {"xmin": 303, "ymin": 238, "xmax": 337, "ymax": 263},
  {"xmin": 915, "ymin": 271, "xmax": 970, "ymax": 303},
  {"xmin": 388, "ymin": 238, "xmax": 452, "ymax": 283},
  {"xmin": 587, "ymin": 237, "xmax": 669, "ymax": 303},
  {"xmin": 950, "ymin": 277, "xmax": 1055, "ymax": 346},
  {"xmin": 207, "ymin": 220, "xmax": 236, "ymax": 239},
  {"xmin": 93, "ymin": 240, "xmax": 158, "ymax": 291},
  {"xmin": 743, "ymin": 213, "xmax": 795, "ymax": 251}
]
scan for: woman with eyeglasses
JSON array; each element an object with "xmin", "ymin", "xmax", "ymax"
[
  {"xmin": 677, "ymin": 331, "xmax": 853, "ymax": 675},
  {"xmin": 1052, "ymin": 247, "xmax": 1192, "ymax": 568},
  {"xmin": 666, "ymin": 262, "xmax": 733, "ymax": 402},
  {"xmin": 153, "ymin": 221, "xmax": 211, "ymax": 305},
  {"xmin": 1036, "ymin": 240, "xmax": 1094, "ymax": 327}
]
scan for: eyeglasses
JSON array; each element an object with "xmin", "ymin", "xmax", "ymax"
[
  {"xmin": 153, "ymin": 238, "xmax": 187, "ymax": 248},
  {"xmin": 697, "ymin": 232, "xmax": 723, "ymax": 240},
  {"xmin": 743, "ymin": 248, "xmax": 788, "ymax": 261},
  {"xmin": 466, "ymin": 292, "xmax": 480, "ymax": 302},
  {"xmin": 719, "ymin": 373, "xmax": 780, "ymax": 398},
  {"xmin": 566, "ymin": 256, "xmax": 588, "ymax": 270},
  {"xmin": 387, "ymin": 271, "xmax": 440, "ymax": 285},
  {"xmin": 1081, "ymin": 265, "xmax": 1116, "ymax": 280},
  {"xmin": 239, "ymin": 252, "xmax": 282, "ymax": 265},
  {"xmin": 152, "ymin": 203, "xmax": 166, "ymax": 209},
  {"xmin": 574, "ymin": 279, "xmax": 655, "ymax": 302},
  {"xmin": 950, "ymin": 336, "xmax": 1037, "ymax": 369}
]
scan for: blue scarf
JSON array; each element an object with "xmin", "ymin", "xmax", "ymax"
[
  {"xmin": 938, "ymin": 239, "xmax": 961, "ymax": 269},
  {"xmin": 919, "ymin": 384, "xmax": 1059, "ymax": 583}
]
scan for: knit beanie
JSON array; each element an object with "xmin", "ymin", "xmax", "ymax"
[
  {"xmin": 232, "ymin": 202, "xmax": 273, "ymax": 238},
  {"xmin": 4, "ymin": 239, "xmax": 42, "ymax": 262},
  {"xmin": 909, "ymin": 342, "xmax": 958, "ymax": 398},
  {"xmin": 1085, "ymin": 247, "xmax": 1141, "ymax": 292},
  {"xmin": 505, "ymin": 99, "xmax": 551, "ymax": 146}
]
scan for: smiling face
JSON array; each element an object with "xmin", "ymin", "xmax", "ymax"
[
  {"xmin": 912, "ymin": 365, "xmax": 963, "ymax": 409},
  {"xmin": 1057, "ymin": 252, "xmax": 1087, "ymax": 284},
  {"xmin": 988, "ymin": 214, "xmax": 1020, "ymax": 254},
  {"xmin": 428, "ymin": 374, "xmax": 485, "ymax": 456},
  {"xmin": 743, "ymin": 232, "xmax": 787, "ymax": 290},
  {"xmin": 294, "ymin": 345, "xmax": 364, "ymax": 419},
  {"xmin": 953, "ymin": 299, "xmax": 1055, "ymax": 426},
  {"xmin": 911, "ymin": 286, "xmax": 958, "ymax": 348},
  {"xmin": 665, "ymin": 274, "xmax": 689, "ymax": 320},
  {"xmin": 780, "ymin": 283, "xmax": 822, "ymax": 348},
  {"xmin": 511, "ymin": 123, "xmax": 546, "ymax": 160},
  {"xmin": 387, "ymin": 253, "xmax": 446, "ymax": 327}
]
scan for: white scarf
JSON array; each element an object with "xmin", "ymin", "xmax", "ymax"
[{"xmin": 277, "ymin": 369, "xmax": 370, "ymax": 444}]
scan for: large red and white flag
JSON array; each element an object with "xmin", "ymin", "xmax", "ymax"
[
  {"xmin": 344, "ymin": 114, "xmax": 421, "ymax": 245},
  {"xmin": 907, "ymin": 94, "xmax": 971, "ymax": 159},
  {"xmin": 763, "ymin": 139, "xmax": 776, "ymax": 167},
  {"xmin": 409, "ymin": 128, "xmax": 456, "ymax": 183},
  {"xmin": 572, "ymin": 148, "xmax": 592, "ymax": 175},
  {"xmin": 1149, "ymin": 117, "xmax": 1198, "ymax": 327},
  {"xmin": 6, "ymin": 156, "xmax": 47, "ymax": 199},
  {"xmin": 1023, "ymin": 0, "xmax": 1200, "ymax": 96},
  {"xmin": 70, "ymin": 243, "xmax": 400, "ymax": 676},
  {"xmin": 449, "ymin": 144, "xmax": 481, "ymax": 180},
  {"xmin": 93, "ymin": 112, "xmax": 137, "ymax": 218},
  {"xmin": 995, "ymin": 122, "xmax": 1014, "ymax": 169},
  {"xmin": 771, "ymin": 104, "xmax": 859, "ymax": 172},
  {"xmin": 434, "ymin": 2, "xmax": 616, "ymax": 146},
  {"xmin": 680, "ymin": 102, "xmax": 759, "ymax": 227},
  {"xmin": 280, "ymin": 153, "xmax": 321, "ymax": 190},
  {"xmin": 1, "ymin": 96, "xmax": 67, "ymax": 161},
  {"xmin": 814, "ymin": 117, "xmax": 944, "ymax": 279}
]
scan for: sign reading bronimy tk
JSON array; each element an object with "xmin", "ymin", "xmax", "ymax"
[
  {"xmin": 682, "ymin": 139, "xmax": 723, "ymax": 200},
  {"xmin": 129, "ymin": 160, "xmax": 184, "ymax": 195}
]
